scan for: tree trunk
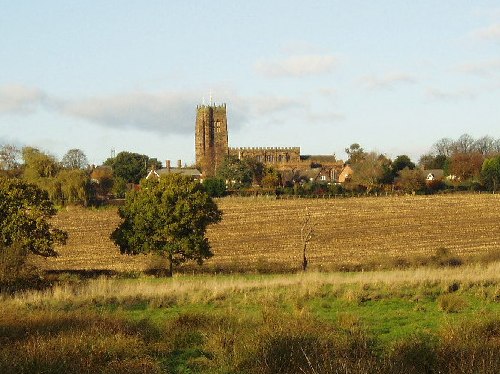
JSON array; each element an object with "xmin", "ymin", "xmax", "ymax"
[{"xmin": 168, "ymin": 253, "xmax": 174, "ymax": 277}]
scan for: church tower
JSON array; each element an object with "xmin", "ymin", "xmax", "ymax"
[{"xmin": 195, "ymin": 103, "xmax": 229, "ymax": 177}]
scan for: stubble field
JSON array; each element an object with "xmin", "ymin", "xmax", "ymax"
[{"xmin": 37, "ymin": 193, "xmax": 500, "ymax": 273}]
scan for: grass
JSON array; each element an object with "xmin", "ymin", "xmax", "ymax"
[{"xmin": 1, "ymin": 265, "xmax": 499, "ymax": 373}]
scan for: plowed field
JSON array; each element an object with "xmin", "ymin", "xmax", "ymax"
[{"xmin": 37, "ymin": 194, "xmax": 500, "ymax": 272}]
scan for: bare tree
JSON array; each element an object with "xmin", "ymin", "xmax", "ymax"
[{"xmin": 301, "ymin": 209, "xmax": 315, "ymax": 271}]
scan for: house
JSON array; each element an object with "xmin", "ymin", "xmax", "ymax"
[
  {"xmin": 146, "ymin": 160, "xmax": 202, "ymax": 181},
  {"xmin": 423, "ymin": 169, "xmax": 444, "ymax": 181},
  {"xmin": 338, "ymin": 165, "xmax": 353, "ymax": 183}
]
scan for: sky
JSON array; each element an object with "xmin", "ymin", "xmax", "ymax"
[{"xmin": 1, "ymin": 1, "xmax": 499, "ymax": 166}]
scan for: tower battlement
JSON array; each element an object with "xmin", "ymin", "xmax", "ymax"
[{"xmin": 195, "ymin": 103, "xmax": 229, "ymax": 177}]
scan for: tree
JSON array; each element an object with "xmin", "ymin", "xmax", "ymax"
[
  {"xmin": 396, "ymin": 167, "xmax": 425, "ymax": 193},
  {"xmin": 450, "ymin": 152, "xmax": 484, "ymax": 181},
  {"xmin": 202, "ymin": 177, "xmax": 226, "ymax": 197},
  {"xmin": 300, "ymin": 209, "xmax": 315, "ymax": 271},
  {"xmin": 0, "ymin": 144, "xmax": 21, "ymax": 174},
  {"xmin": 481, "ymin": 156, "xmax": 500, "ymax": 192},
  {"xmin": 0, "ymin": 177, "xmax": 67, "ymax": 257},
  {"xmin": 90, "ymin": 166, "xmax": 114, "ymax": 198},
  {"xmin": 216, "ymin": 155, "xmax": 253, "ymax": 188},
  {"xmin": 350, "ymin": 152, "xmax": 385, "ymax": 193},
  {"xmin": 104, "ymin": 151, "xmax": 161, "ymax": 184},
  {"xmin": 22, "ymin": 147, "xmax": 59, "ymax": 180},
  {"xmin": 418, "ymin": 153, "xmax": 449, "ymax": 170},
  {"xmin": 432, "ymin": 137, "xmax": 455, "ymax": 157},
  {"xmin": 61, "ymin": 149, "xmax": 89, "ymax": 169},
  {"xmin": 345, "ymin": 143, "xmax": 366, "ymax": 164},
  {"xmin": 57, "ymin": 169, "xmax": 91, "ymax": 205},
  {"xmin": 111, "ymin": 174, "xmax": 222, "ymax": 275}
]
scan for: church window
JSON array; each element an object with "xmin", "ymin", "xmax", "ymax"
[{"xmin": 216, "ymin": 121, "xmax": 221, "ymax": 133}]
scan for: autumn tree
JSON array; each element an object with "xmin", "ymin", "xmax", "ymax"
[
  {"xmin": 111, "ymin": 174, "xmax": 222, "ymax": 276},
  {"xmin": 450, "ymin": 152, "xmax": 484, "ymax": 181},
  {"xmin": 396, "ymin": 167, "xmax": 425, "ymax": 193},
  {"xmin": 90, "ymin": 166, "xmax": 114, "ymax": 198},
  {"xmin": 350, "ymin": 152, "xmax": 385, "ymax": 192}
]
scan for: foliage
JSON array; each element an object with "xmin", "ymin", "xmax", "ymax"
[
  {"xmin": 202, "ymin": 177, "xmax": 226, "ymax": 197},
  {"xmin": 450, "ymin": 152, "xmax": 484, "ymax": 181},
  {"xmin": 22, "ymin": 146, "xmax": 60, "ymax": 180},
  {"xmin": 481, "ymin": 155, "xmax": 500, "ymax": 192},
  {"xmin": 392, "ymin": 155, "xmax": 415, "ymax": 174},
  {"xmin": 104, "ymin": 151, "xmax": 161, "ymax": 184},
  {"xmin": 345, "ymin": 143, "xmax": 366, "ymax": 164},
  {"xmin": 90, "ymin": 166, "xmax": 114, "ymax": 198},
  {"xmin": 261, "ymin": 166, "xmax": 280, "ymax": 188},
  {"xmin": 350, "ymin": 152, "xmax": 385, "ymax": 192},
  {"xmin": 0, "ymin": 177, "xmax": 67, "ymax": 257},
  {"xmin": 215, "ymin": 155, "xmax": 253, "ymax": 188},
  {"xmin": 396, "ymin": 167, "xmax": 425, "ymax": 193},
  {"xmin": 61, "ymin": 148, "xmax": 89, "ymax": 169},
  {"xmin": 0, "ymin": 144, "xmax": 21, "ymax": 175},
  {"xmin": 111, "ymin": 174, "xmax": 222, "ymax": 275},
  {"xmin": 57, "ymin": 169, "xmax": 91, "ymax": 205}
]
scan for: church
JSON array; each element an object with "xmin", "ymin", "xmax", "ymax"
[{"xmin": 195, "ymin": 102, "xmax": 346, "ymax": 183}]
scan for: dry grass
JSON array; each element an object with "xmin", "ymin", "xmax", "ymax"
[
  {"xmin": 34, "ymin": 194, "xmax": 500, "ymax": 272},
  {"xmin": 8, "ymin": 263, "xmax": 499, "ymax": 308}
]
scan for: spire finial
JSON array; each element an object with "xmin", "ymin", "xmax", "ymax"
[{"xmin": 209, "ymin": 90, "xmax": 213, "ymax": 105}]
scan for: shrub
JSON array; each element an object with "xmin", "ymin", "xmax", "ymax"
[{"xmin": 437, "ymin": 294, "xmax": 468, "ymax": 313}]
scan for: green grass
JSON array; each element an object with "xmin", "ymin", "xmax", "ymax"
[{"xmin": 1, "ymin": 268, "xmax": 499, "ymax": 373}]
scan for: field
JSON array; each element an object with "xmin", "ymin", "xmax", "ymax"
[
  {"xmin": 37, "ymin": 193, "xmax": 500, "ymax": 273},
  {"xmin": 3, "ymin": 194, "xmax": 500, "ymax": 373},
  {"xmin": 1, "ymin": 265, "xmax": 499, "ymax": 373}
]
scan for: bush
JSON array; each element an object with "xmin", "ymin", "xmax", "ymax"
[
  {"xmin": 437, "ymin": 294, "xmax": 468, "ymax": 313},
  {"xmin": 202, "ymin": 177, "xmax": 227, "ymax": 197}
]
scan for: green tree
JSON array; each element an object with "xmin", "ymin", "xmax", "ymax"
[
  {"xmin": 111, "ymin": 174, "xmax": 222, "ymax": 275},
  {"xmin": 202, "ymin": 177, "xmax": 227, "ymax": 197},
  {"xmin": 57, "ymin": 169, "xmax": 91, "ymax": 205},
  {"xmin": 61, "ymin": 149, "xmax": 89, "ymax": 170},
  {"xmin": 345, "ymin": 143, "xmax": 366, "ymax": 164},
  {"xmin": 104, "ymin": 151, "xmax": 161, "ymax": 184},
  {"xmin": 216, "ymin": 155, "xmax": 253, "ymax": 188},
  {"xmin": 481, "ymin": 156, "xmax": 500, "ymax": 192},
  {"xmin": 0, "ymin": 177, "xmax": 67, "ymax": 257},
  {"xmin": 22, "ymin": 147, "xmax": 59, "ymax": 180}
]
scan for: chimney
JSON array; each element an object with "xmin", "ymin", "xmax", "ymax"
[
  {"xmin": 166, "ymin": 160, "xmax": 171, "ymax": 172},
  {"xmin": 177, "ymin": 160, "xmax": 182, "ymax": 168}
]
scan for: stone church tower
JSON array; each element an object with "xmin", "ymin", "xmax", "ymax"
[{"xmin": 195, "ymin": 103, "xmax": 228, "ymax": 177}]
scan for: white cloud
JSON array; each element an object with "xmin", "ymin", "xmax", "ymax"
[
  {"xmin": 0, "ymin": 84, "xmax": 47, "ymax": 114},
  {"xmin": 360, "ymin": 72, "xmax": 416, "ymax": 90},
  {"xmin": 255, "ymin": 54, "xmax": 337, "ymax": 78},
  {"xmin": 425, "ymin": 87, "xmax": 476, "ymax": 101},
  {"xmin": 457, "ymin": 59, "xmax": 500, "ymax": 76},
  {"xmin": 59, "ymin": 92, "xmax": 199, "ymax": 135},
  {"xmin": 472, "ymin": 23, "xmax": 500, "ymax": 41}
]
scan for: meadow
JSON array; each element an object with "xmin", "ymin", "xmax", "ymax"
[{"xmin": 2, "ymin": 194, "xmax": 498, "ymax": 373}]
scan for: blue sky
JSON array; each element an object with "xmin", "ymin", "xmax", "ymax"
[{"xmin": 1, "ymin": 1, "xmax": 499, "ymax": 165}]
